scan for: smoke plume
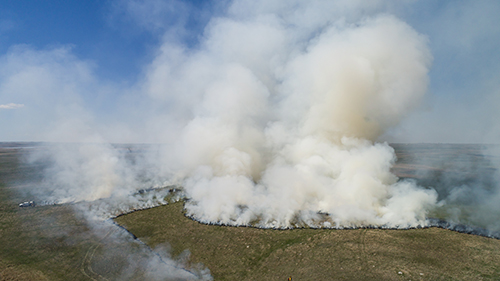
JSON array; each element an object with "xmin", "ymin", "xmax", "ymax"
[
  {"xmin": 143, "ymin": 4, "xmax": 437, "ymax": 228},
  {"xmin": 22, "ymin": 1, "xmax": 439, "ymax": 230}
]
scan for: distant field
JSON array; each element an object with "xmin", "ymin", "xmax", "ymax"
[
  {"xmin": 1, "ymin": 143, "xmax": 500, "ymax": 280},
  {"xmin": 392, "ymin": 143, "xmax": 500, "ymax": 231},
  {"xmin": 391, "ymin": 143, "xmax": 498, "ymax": 185}
]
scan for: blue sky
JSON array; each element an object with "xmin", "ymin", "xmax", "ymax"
[
  {"xmin": 1, "ymin": 0, "xmax": 172, "ymax": 82},
  {"xmin": 0, "ymin": 0, "xmax": 221, "ymax": 81},
  {"xmin": 0, "ymin": 0, "xmax": 499, "ymax": 143}
]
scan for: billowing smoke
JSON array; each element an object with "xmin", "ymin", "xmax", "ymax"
[
  {"xmin": 23, "ymin": 1, "xmax": 438, "ymax": 229},
  {"xmin": 143, "ymin": 5, "xmax": 437, "ymax": 228}
]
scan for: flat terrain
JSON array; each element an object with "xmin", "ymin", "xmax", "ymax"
[
  {"xmin": 1, "ymin": 143, "xmax": 500, "ymax": 280},
  {"xmin": 0, "ymin": 145, "xmax": 168, "ymax": 281},
  {"xmin": 391, "ymin": 143, "xmax": 498, "ymax": 187},
  {"xmin": 0, "ymin": 145, "xmax": 89, "ymax": 280},
  {"xmin": 115, "ymin": 201, "xmax": 500, "ymax": 281}
]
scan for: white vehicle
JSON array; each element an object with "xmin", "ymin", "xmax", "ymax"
[{"xmin": 19, "ymin": 201, "xmax": 35, "ymax": 207}]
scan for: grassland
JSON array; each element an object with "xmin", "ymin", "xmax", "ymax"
[
  {"xmin": 2, "ymin": 143, "xmax": 500, "ymax": 280},
  {"xmin": 0, "ymin": 145, "xmax": 158, "ymax": 281},
  {"xmin": 115, "ymin": 201, "xmax": 500, "ymax": 281},
  {"xmin": 0, "ymin": 145, "xmax": 108, "ymax": 280}
]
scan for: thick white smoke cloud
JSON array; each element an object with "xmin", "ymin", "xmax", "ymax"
[
  {"xmin": 16, "ymin": 1, "xmax": 438, "ymax": 229},
  {"xmin": 141, "ymin": 4, "xmax": 437, "ymax": 228}
]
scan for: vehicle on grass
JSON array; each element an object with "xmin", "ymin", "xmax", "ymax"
[{"xmin": 19, "ymin": 201, "xmax": 35, "ymax": 207}]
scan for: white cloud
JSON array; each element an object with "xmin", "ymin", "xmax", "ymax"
[{"xmin": 0, "ymin": 103, "xmax": 23, "ymax": 109}]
